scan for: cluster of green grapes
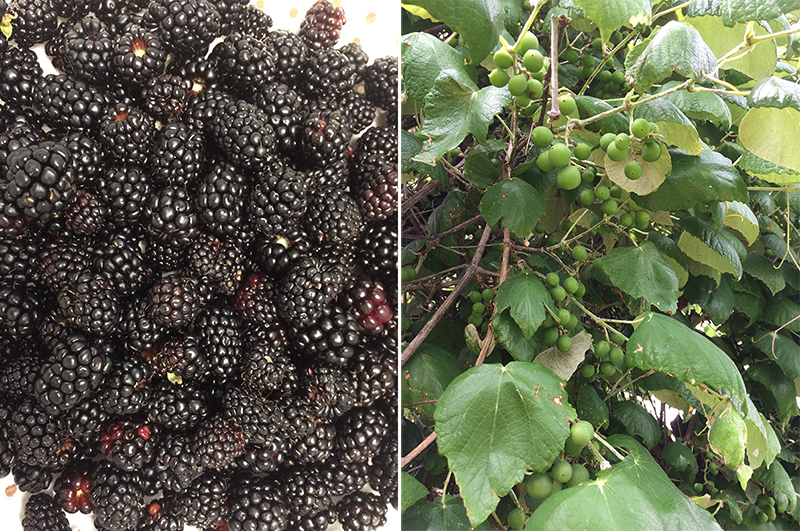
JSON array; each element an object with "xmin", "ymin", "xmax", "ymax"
[
  {"xmin": 531, "ymin": 123, "xmax": 587, "ymax": 192},
  {"xmin": 579, "ymin": 34, "xmax": 633, "ymax": 99},
  {"xmin": 465, "ymin": 288, "xmax": 496, "ymax": 329},
  {"xmin": 489, "ymin": 31, "xmax": 547, "ymax": 109},
  {"xmin": 504, "ymin": 421, "xmax": 596, "ymax": 529},
  {"xmin": 599, "ymin": 117, "xmax": 664, "ymax": 168},
  {"xmin": 578, "ymin": 338, "xmax": 626, "ymax": 379},
  {"xmin": 535, "ymin": 249, "xmax": 588, "ymax": 352}
]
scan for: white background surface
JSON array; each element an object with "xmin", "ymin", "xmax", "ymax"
[{"xmin": 0, "ymin": 0, "xmax": 400, "ymax": 529}]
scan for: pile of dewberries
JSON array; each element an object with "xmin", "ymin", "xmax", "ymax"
[{"xmin": 0, "ymin": 0, "xmax": 398, "ymax": 530}]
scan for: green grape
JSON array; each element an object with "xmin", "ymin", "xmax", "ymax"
[
  {"xmin": 507, "ymin": 508, "xmax": 526, "ymax": 529},
  {"xmin": 630, "ymin": 118, "xmax": 649, "ymax": 139},
  {"xmin": 551, "ymin": 460, "xmax": 573, "ymax": 483},
  {"xmin": 573, "ymin": 143, "xmax": 591, "ymax": 160},
  {"xmin": 531, "ymin": 70, "xmax": 544, "ymax": 82},
  {"xmin": 469, "ymin": 291, "xmax": 482, "ymax": 303},
  {"xmin": 493, "ymin": 49, "xmax": 514, "ymax": 69},
  {"xmin": 757, "ymin": 510, "xmax": 769, "ymax": 524},
  {"xmin": 558, "ymin": 94, "xmax": 577, "ymax": 115},
  {"xmin": 595, "ymin": 185, "xmax": 610, "ymax": 201},
  {"xmin": 609, "ymin": 346, "xmax": 624, "ymax": 363},
  {"xmin": 508, "ymin": 74, "xmax": 528, "ymax": 96},
  {"xmin": 600, "ymin": 361, "xmax": 616, "ymax": 377},
  {"xmin": 641, "ymin": 141, "xmax": 661, "ymax": 162},
  {"xmin": 545, "ymin": 272, "xmax": 560, "ymax": 286},
  {"xmin": 609, "ymin": 184, "xmax": 622, "ymax": 198},
  {"xmin": 517, "ymin": 31, "xmax": 539, "ymax": 55},
  {"xmin": 489, "ymin": 68, "xmax": 510, "ymax": 88},
  {"xmin": 609, "ymin": 330, "xmax": 625, "ymax": 344},
  {"xmin": 619, "ymin": 213, "xmax": 634, "ymax": 227},
  {"xmin": 549, "ymin": 143, "xmax": 572, "ymax": 167},
  {"xmin": 582, "ymin": 168, "xmax": 596, "ymax": 183},
  {"xmin": 571, "ymin": 420, "xmax": 594, "ymax": 446},
  {"xmin": 562, "ymin": 277, "xmax": 579, "ymax": 295},
  {"xmin": 468, "ymin": 314, "xmax": 482, "ymax": 327},
  {"xmin": 544, "ymin": 233, "xmax": 560, "ymax": 246},
  {"xmin": 635, "ymin": 209, "xmax": 651, "ymax": 230},
  {"xmin": 515, "ymin": 94, "xmax": 531, "ymax": 108},
  {"xmin": 611, "ymin": 69, "xmax": 625, "ymax": 84},
  {"xmin": 606, "ymin": 143, "xmax": 627, "ymax": 162},
  {"xmin": 572, "ymin": 245, "xmax": 588, "ymax": 261},
  {"xmin": 566, "ymin": 49, "xmax": 580, "ymax": 64},
  {"xmin": 597, "ymin": 70, "xmax": 612, "ymax": 83},
  {"xmin": 579, "ymin": 188, "xmax": 596, "ymax": 206},
  {"xmin": 401, "ymin": 266, "xmax": 417, "ymax": 283},
  {"xmin": 555, "ymin": 308, "xmax": 571, "ymax": 324},
  {"xmin": 693, "ymin": 482, "xmax": 704, "ymax": 494},
  {"xmin": 565, "ymin": 314, "xmax": 579, "ymax": 330},
  {"xmin": 401, "ymin": 316, "xmax": 411, "ymax": 331},
  {"xmin": 592, "ymin": 37, "xmax": 603, "ymax": 52},
  {"xmin": 574, "ymin": 282, "xmax": 586, "ymax": 298},
  {"xmin": 624, "ymin": 160, "xmax": 643, "ymax": 180},
  {"xmin": 579, "ymin": 364, "xmax": 595, "ymax": 379},
  {"xmin": 594, "ymin": 340, "xmax": 610, "ymax": 358},
  {"xmin": 599, "ymin": 132, "xmax": 617, "ymax": 152},
  {"xmin": 534, "ymin": 222, "xmax": 546, "ymax": 235},
  {"xmin": 542, "ymin": 314, "xmax": 555, "ymax": 329},
  {"xmin": 482, "ymin": 288, "xmax": 495, "ymax": 301},
  {"xmin": 541, "ymin": 326, "xmax": 560, "ymax": 345},
  {"xmin": 556, "ymin": 334, "xmax": 573, "ymax": 352},
  {"xmin": 601, "ymin": 198, "xmax": 618, "ymax": 216},
  {"xmin": 472, "ymin": 302, "xmax": 486, "ymax": 315},
  {"xmin": 757, "ymin": 494, "xmax": 772, "ymax": 507},
  {"xmin": 523, "ymin": 49, "xmax": 544, "ymax": 73},
  {"xmin": 531, "ymin": 126, "xmax": 554, "ymax": 148},
  {"xmin": 557, "ymin": 166, "xmax": 582, "ymax": 190},
  {"xmin": 526, "ymin": 473, "xmax": 553, "ymax": 499},
  {"xmin": 567, "ymin": 463, "xmax": 590, "ymax": 487},
  {"xmin": 583, "ymin": 55, "xmax": 596, "ymax": 68},
  {"xmin": 551, "ymin": 285, "xmax": 567, "ymax": 302},
  {"xmin": 614, "ymin": 133, "xmax": 630, "ymax": 151},
  {"xmin": 537, "ymin": 150, "xmax": 556, "ymax": 172},
  {"xmin": 527, "ymin": 78, "xmax": 544, "ymax": 99}
]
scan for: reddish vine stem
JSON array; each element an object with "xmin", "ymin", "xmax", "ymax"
[
  {"xmin": 476, "ymin": 227, "xmax": 512, "ymax": 365},
  {"xmin": 401, "ymin": 431, "xmax": 438, "ymax": 468},
  {"xmin": 401, "ymin": 223, "xmax": 494, "ymax": 365},
  {"xmin": 402, "ymin": 179, "xmax": 441, "ymax": 215},
  {"xmin": 407, "ymin": 213, "xmax": 483, "ymax": 241},
  {"xmin": 547, "ymin": 15, "xmax": 570, "ymax": 123}
]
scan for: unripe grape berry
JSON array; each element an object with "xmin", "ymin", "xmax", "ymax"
[
  {"xmin": 545, "ymin": 272, "xmax": 560, "ymax": 286},
  {"xmin": 557, "ymin": 166, "xmax": 581, "ymax": 190},
  {"xmin": 468, "ymin": 315, "xmax": 482, "ymax": 327},
  {"xmin": 556, "ymin": 334, "xmax": 572, "ymax": 352},
  {"xmin": 567, "ymin": 463, "xmax": 590, "ymax": 487},
  {"xmin": 493, "ymin": 49, "xmax": 514, "ymax": 69},
  {"xmin": 542, "ymin": 314, "xmax": 555, "ymax": 329},
  {"xmin": 624, "ymin": 160, "xmax": 643, "ymax": 180},
  {"xmin": 631, "ymin": 118, "xmax": 649, "ymax": 139},
  {"xmin": 597, "ymin": 70, "xmax": 612, "ymax": 83},
  {"xmin": 599, "ymin": 132, "xmax": 617, "ymax": 152},
  {"xmin": 482, "ymin": 288, "xmax": 495, "ymax": 301},
  {"xmin": 566, "ymin": 49, "xmax": 580, "ymax": 64},
  {"xmin": 537, "ymin": 150, "xmax": 556, "ymax": 172},
  {"xmin": 531, "ymin": 126, "xmax": 554, "ymax": 148},
  {"xmin": 582, "ymin": 168, "xmax": 596, "ymax": 183},
  {"xmin": 609, "ymin": 346, "xmax": 624, "ymax": 363},
  {"xmin": 606, "ymin": 143, "xmax": 627, "ymax": 162},
  {"xmin": 549, "ymin": 143, "xmax": 572, "ymax": 167},
  {"xmin": 562, "ymin": 277, "xmax": 579, "ymax": 295},
  {"xmin": 611, "ymin": 70, "xmax": 625, "ymax": 84},
  {"xmin": 757, "ymin": 511, "xmax": 769, "ymax": 524},
  {"xmin": 592, "ymin": 37, "xmax": 603, "ymax": 52},
  {"xmin": 573, "ymin": 143, "xmax": 591, "ymax": 160},
  {"xmin": 579, "ymin": 188, "xmax": 596, "ymax": 206},
  {"xmin": 401, "ymin": 266, "xmax": 417, "ymax": 283},
  {"xmin": 583, "ymin": 55, "xmax": 596, "ymax": 68},
  {"xmin": 555, "ymin": 308, "xmax": 571, "ymax": 324},
  {"xmin": 570, "ymin": 420, "xmax": 594, "ymax": 447},
  {"xmin": 614, "ymin": 133, "xmax": 630, "ymax": 151},
  {"xmin": 572, "ymin": 245, "xmax": 588, "ymax": 261},
  {"xmin": 541, "ymin": 326, "xmax": 560, "ymax": 345},
  {"xmin": 534, "ymin": 222, "xmax": 546, "ymax": 235},
  {"xmin": 600, "ymin": 361, "xmax": 616, "ymax": 377},
  {"xmin": 620, "ymin": 213, "xmax": 634, "ymax": 227},
  {"xmin": 579, "ymin": 364, "xmax": 595, "ymax": 379},
  {"xmin": 526, "ymin": 473, "xmax": 553, "ymax": 499},
  {"xmin": 489, "ymin": 68, "xmax": 510, "ymax": 87},
  {"xmin": 515, "ymin": 95, "xmax": 531, "ymax": 108},
  {"xmin": 558, "ymin": 94, "xmax": 577, "ymax": 115},
  {"xmin": 517, "ymin": 31, "xmax": 539, "ymax": 55},
  {"xmin": 469, "ymin": 291, "xmax": 482, "ymax": 303},
  {"xmin": 508, "ymin": 74, "xmax": 528, "ymax": 96},
  {"xmin": 594, "ymin": 340, "xmax": 610, "ymax": 358},
  {"xmin": 507, "ymin": 508, "xmax": 526, "ymax": 529},
  {"xmin": 595, "ymin": 185, "xmax": 610, "ymax": 201},
  {"xmin": 635, "ymin": 209, "xmax": 651, "ymax": 230},
  {"xmin": 472, "ymin": 302, "xmax": 486, "ymax": 315},
  {"xmin": 641, "ymin": 141, "xmax": 661, "ymax": 163},
  {"xmin": 601, "ymin": 198, "xmax": 618, "ymax": 216},
  {"xmin": 523, "ymin": 49, "xmax": 544, "ymax": 73},
  {"xmin": 527, "ymin": 78, "xmax": 544, "ymax": 99},
  {"xmin": 551, "ymin": 460, "xmax": 573, "ymax": 483},
  {"xmin": 551, "ymin": 285, "xmax": 567, "ymax": 302},
  {"xmin": 609, "ymin": 184, "xmax": 622, "ymax": 198},
  {"xmin": 574, "ymin": 282, "xmax": 586, "ymax": 298}
]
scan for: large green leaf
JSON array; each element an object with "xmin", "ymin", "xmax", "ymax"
[
  {"xmin": 743, "ymin": 253, "xmax": 785, "ymax": 296},
  {"xmin": 626, "ymin": 21, "xmax": 718, "ymax": 93},
  {"xmin": 435, "ymin": 362, "xmax": 577, "ymax": 525},
  {"xmin": 572, "ymin": 0, "xmax": 651, "ymax": 44},
  {"xmin": 633, "ymin": 146, "xmax": 748, "ymax": 211},
  {"xmin": 686, "ymin": 16, "xmax": 777, "ymax": 80},
  {"xmin": 724, "ymin": 201, "xmax": 759, "ymax": 245},
  {"xmin": 401, "ymin": 32, "xmax": 475, "ymax": 104},
  {"xmin": 401, "ymin": 472, "xmax": 430, "ymax": 513},
  {"xmin": 613, "ymin": 399, "xmax": 661, "ymax": 449},
  {"xmin": 739, "ymin": 77, "xmax": 800, "ymax": 172},
  {"xmin": 739, "ymin": 148, "xmax": 800, "ymax": 185},
  {"xmin": 753, "ymin": 331, "xmax": 800, "ymax": 381},
  {"xmin": 403, "ymin": 495, "xmax": 492, "ymax": 531},
  {"xmin": 402, "ymin": 344, "xmax": 464, "ymax": 418},
  {"xmin": 748, "ymin": 363, "xmax": 800, "ymax": 427},
  {"xmin": 493, "ymin": 270, "xmax": 552, "ymax": 340},
  {"xmin": 401, "ymin": 130, "xmax": 449, "ymax": 185},
  {"xmin": 678, "ymin": 217, "xmax": 743, "ymax": 280},
  {"xmin": 576, "ymin": 386, "xmax": 609, "ymax": 428},
  {"xmin": 575, "ymin": 95, "xmax": 630, "ymax": 134},
  {"xmin": 415, "ymin": 77, "xmax": 512, "ymax": 165},
  {"xmin": 402, "ymin": 0, "xmax": 505, "ymax": 64},
  {"xmin": 599, "ymin": 242, "xmax": 679, "ymax": 312},
  {"xmin": 632, "ymin": 99, "xmax": 702, "ymax": 155},
  {"xmin": 762, "ymin": 298, "xmax": 800, "ymax": 333},
  {"xmin": 626, "ymin": 312, "xmax": 747, "ymax": 403},
  {"xmin": 686, "ymin": 0, "xmax": 800, "ymax": 26},
  {"xmin": 480, "ymin": 178, "xmax": 546, "ymax": 239},
  {"xmin": 493, "ymin": 310, "xmax": 538, "ymax": 362},
  {"xmin": 659, "ymin": 81, "xmax": 732, "ymax": 129},
  {"xmin": 647, "ymin": 231, "xmax": 689, "ymax": 288},
  {"xmin": 748, "ymin": 76, "xmax": 800, "ymax": 112},
  {"xmin": 684, "ymin": 274, "xmax": 735, "ymax": 325},
  {"xmin": 463, "ymin": 148, "xmax": 501, "ymax": 189},
  {"xmin": 708, "ymin": 402, "xmax": 750, "ymax": 488},
  {"xmin": 524, "ymin": 436, "xmax": 723, "ymax": 531}
]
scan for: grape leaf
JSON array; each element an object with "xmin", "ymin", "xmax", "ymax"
[
  {"xmin": 647, "ymin": 231, "xmax": 689, "ymax": 288},
  {"xmin": 524, "ymin": 436, "xmax": 724, "ymax": 531},
  {"xmin": 632, "ymin": 99, "xmax": 702, "ymax": 155},
  {"xmin": 739, "ymin": 148, "xmax": 800, "ymax": 185},
  {"xmin": 414, "ymin": 77, "xmax": 512, "ymax": 165},
  {"xmin": 686, "ymin": 16, "xmax": 777, "ymax": 80},
  {"xmin": 740, "ymin": 81, "xmax": 800, "ymax": 172},
  {"xmin": 480, "ymin": 178, "xmax": 546, "ymax": 239},
  {"xmin": 600, "ymin": 241, "xmax": 679, "ymax": 312},
  {"xmin": 753, "ymin": 332, "xmax": 800, "ymax": 381},
  {"xmin": 683, "ymin": 274, "xmax": 735, "ymax": 325},
  {"xmin": 604, "ymin": 143, "xmax": 671, "ymax": 196},
  {"xmin": 402, "ymin": 0, "xmax": 505, "ymax": 64},
  {"xmin": 742, "ymin": 395, "xmax": 781, "ymax": 471},
  {"xmin": 762, "ymin": 298, "xmax": 800, "ymax": 333},
  {"xmin": 494, "ymin": 270, "xmax": 552, "ymax": 340},
  {"xmin": 572, "ymin": 0, "xmax": 651, "ymax": 44},
  {"xmin": 626, "ymin": 312, "xmax": 748, "ymax": 403},
  {"xmin": 576, "ymin": 386, "xmax": 609, "ymax": 429},
  {"xmin": 708, "ymin": 402, "xmax": 750, "ymax": 489},
  {"xmin": 402, "ymin": 344, "xmax": 464, "ymax": 418},
  {"xmin": 533, "ymin": 330, "xmax": 592, "ymax": 381},
  {"xmin": 659, "ymin": 81, "xmax": 732, "ymax": 129},
  {"xmin": 626, "ymin": 21, "xmax": 718, "ymax": 93},
  {"xmin": 463, "ymin": 149, "xmax": 501, "ymax": 189},
  {"xmin": 748, "ymin": 76, "xmax": 800, "ymax": 112},
  {"xmin": 612, "ymin": 399, "xmax": 661, "ymax": 449},
  {"xmin": 492, "ymin": 310, "xmax": 538, "ymax": 362},
  {"xmin": 687, "ymin": 0, "xmax": 800, "ymax": 27},
  {"xmin": 748, "ymin": 363, "xmax": 799, "ymax": 428},
  {"xmin": 435, "ymin": 362, "xmax": 577, "ymax": 525},
  {"xmin": 743, "ymin": 252, "xmax": 785, "ymax": 295},
  {"xmin": 401, "ymin": 472, "xmax": 430, "ymax": 513},
  {"xmin": 575, "ymin": 95, "xmax": 629, "ymax": 134},
  {"xmin": 401, "ymin": 32, "xmax": 476, "ymax": 105},
  {"xmin": 724, "ymin": 201, "xmax": 759, "ymax": 245},
  {"xmin": 678, "ymin": 217, "xmax": 743, "ymax": 280},
  {"xmin": 402, "ymin": 130, "xmax": 449, "ymax": 185},
  {"xmin": 403, "ymin": 495, "xmax": 493, "ymax": 531}
]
